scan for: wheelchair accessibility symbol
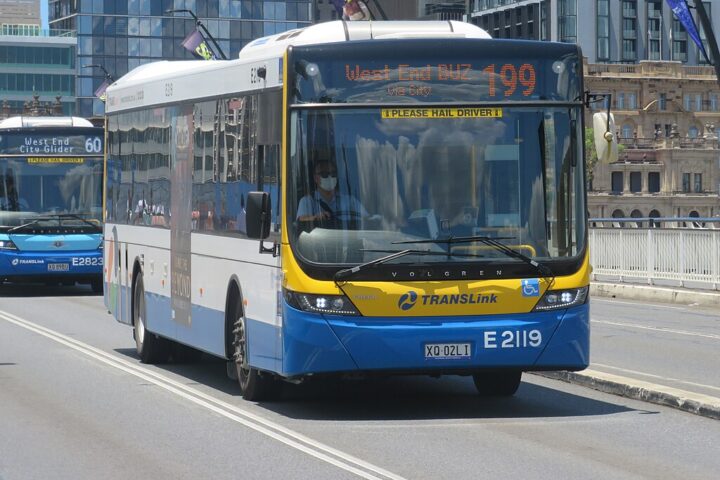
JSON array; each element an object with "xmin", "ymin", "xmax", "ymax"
[{"xmin": 521, "ymin": 279, "xmax": 540, "ymax": 297}]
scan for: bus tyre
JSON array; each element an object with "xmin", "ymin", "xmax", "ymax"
[
  {"xmin": 231, "ymin": 301, "xmax": 279, "ymax": 401},
  {"xmin": 472, "ymin": 371, "xmax": 522, "ymax": 397},
  {"xmin": 133, "ymin": 274, "xmax": 169, "ymax": 364}
]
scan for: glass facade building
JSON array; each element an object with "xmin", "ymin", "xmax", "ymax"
[
  {"xmin": 48, "ymin": 0, "xmax": 313, "ymax": 118},
  {"xmin": 468, "ymin": 0, "xmax": 720, "ymax": 65},
  {"xmin": 0, "ymin": 31, "xmax": 76, "ymax": 116}
]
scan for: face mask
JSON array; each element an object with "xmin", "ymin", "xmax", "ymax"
[{"xmin": 320, "ymin": 176, "xmax": 337, "ymax": 191}]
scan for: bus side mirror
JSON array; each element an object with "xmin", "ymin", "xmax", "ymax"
[
  {"xmin": 593, "ymin": 112, "xmax": 618, "ymax": 164},
  {"xmin": 246, "ymin": 191, "xmax": 271, "ymax": 240}
]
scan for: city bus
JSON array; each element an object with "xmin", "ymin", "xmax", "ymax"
[
  {"xmin": 0, "ymin": 116, "xmax": 104, "ymax": 292},
  {"xmin": 104, "ymin": 20, "xmax": 613, "ymax": 400}
]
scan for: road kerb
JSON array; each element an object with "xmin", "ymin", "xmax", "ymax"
[
  {"xmin": 591, "ymin": 282, "xmax": 720, "ymax": 308},
  {"xmin": 534, "ymin": 369, "xmax": 720, "ymax": 421}
]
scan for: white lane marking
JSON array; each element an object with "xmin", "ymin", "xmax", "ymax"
[
  {"xmin": 0, "ymin": 310, "xmax": 405, "ymax": 480},
  {"xmin": 592, "ymin": 363, "xmax": 720, "ymax": 393},
  {"xmin": 591, "ymin": 298, "xmax": 692, "ymax": 311},
  {"xmin": 591, "ymin": 319, "xmax": 720, "ymax": 341}
]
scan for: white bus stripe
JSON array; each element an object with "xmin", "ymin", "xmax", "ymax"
[
  {"xmin": 591, "ymin": 319, "xmax": 720, "ymax": 341},
  {"xmin": 592, "ymin": 363, "xmax": 720, "ymax": 392},
  {"xmin": 0, "ymin": 310, "xmax": 406, "ymax": 480}
]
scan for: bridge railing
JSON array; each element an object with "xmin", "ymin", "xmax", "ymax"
[{"xmin": 589, "ymin": 218, "xmax": 720, "ymax": 290}]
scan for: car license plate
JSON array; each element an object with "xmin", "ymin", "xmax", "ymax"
[
  {"xmin": 424, "ymin": 343, "xmax": 471, "ymax": 359},
  {"xmin": 48, "ymin": 263, "xmax": 69, "ymax": 272}
]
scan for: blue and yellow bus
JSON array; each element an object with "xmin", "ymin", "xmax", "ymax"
[
  {"xmin": 0, "ymin": 116, "xmax": 104, "ymax": 292},
  {"xmin": 104, "ymin": 21, "xmax": 609, "ymax": 400}
]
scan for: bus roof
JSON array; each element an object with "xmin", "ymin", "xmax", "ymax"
[
  {"xmin": 0, "ymin": 116, "xmax": 94, "ymax": 129},
  {"xmin": 239, "ymin": 20, "xmax": 490, "ymax": 61},
  {"xmin": 105, "ymin": 20, "xmax": 490, "ymax": 114}
]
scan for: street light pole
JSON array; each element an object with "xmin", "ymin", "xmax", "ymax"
[
  {"xmin": 83, "ymin": 64, "xmax": 115, "ymax": 82},
  {"xmin": 692, "ymin": 0, "xmax": 720, "ymax": 85},
  {"xmin": 166, "ymin": 9, "xmax": 228, "ymax": 60}
]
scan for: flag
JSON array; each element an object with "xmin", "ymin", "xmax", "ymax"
[
  {"xmin": 666, "ymin": 0, "xmax": 710, "ymax": 62},
  {"xmin": 94, "ymin": 78, "xmax": 110, "ymax": 102},
  {"xmin": 330, "ymin": 0, "xmax": 345, "ymax": 16},
  {"xmin": 181, "ymin": 29, "xmax": 216, "ymax": 60}
]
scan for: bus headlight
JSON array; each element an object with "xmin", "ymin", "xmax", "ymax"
[
  {"xmin": 533, "ymin": 286, "xmax": 588, "ymax": 311},
  {"xmin": 0, "ymin": 240, "xmax": 17, "ymax": 250},
  {"xmin": 284, "ymin": 289, "xmax": 360, "ymax": 316}
]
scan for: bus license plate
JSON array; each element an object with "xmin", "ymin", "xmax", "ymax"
[
  {"xmin": 424, "ymin": 343, "xmax": 471, "ymax": 359},
  {"xmin": 48, "ymin": 263, "xmax": 69, "ymax": 272}
]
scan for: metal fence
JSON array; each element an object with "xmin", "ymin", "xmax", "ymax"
[{"xmin": 589, "ymin": 220, "xmax": 720, "ymax": 290}]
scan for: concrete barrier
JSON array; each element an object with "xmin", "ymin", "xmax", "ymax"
[{"xmin": 591, "ymin": 282, "xmax": 720, "ymax": 308}]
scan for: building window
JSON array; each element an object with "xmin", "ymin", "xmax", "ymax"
[
  {"xmin": 647, "ymin": 0, "xmax": 662, "ymax": 60},
  {"xmin": 627, "ymin": 92, "xmax": 637, "ymax": 109},
  {"xmin": 630, "ymin": 172, "xmax": 642, "ymax": 192},
  {"xmin": 649, "ymin": 209, "xmax": 661, "ymax": 227},
  {"xmin": 622, "ymin": 123, "xmax": 634, "ymax": 139},
  {"xmin": 684, "ymin": 93, "xmax": 692, "ymax": 111},
  {"xmin": 617, "ymin": 92, "xmax": 624, "ymax": 109},
  {"xmin": 672, "ymin": 18, "xmax": 688, "ymax": 62},
  {"xmin": 611, "ymin": 172, "xmax": 624, "ymax": 193},
  {"xmin": 694, "ymin": 173, "xmax": 703, "ymax": 192},
  {"xmin": 695, "ymin": 93, "xmax": 703, "ymax": 112},
  {"xmin": 689, "ymin": 126, "xmax": 699, "ymax": 138},
  {"xmin": 710, "ymin": 93, "xmax": 718, "ymax": 111},
  {"xmin": 558, "ymin": 0, "xmax": 577, "ymax": 43},
  {"xmin": 597, "ymin": 0, "xmax": 610, "ymax": 61},
  {"xmin": 658, "ymin": 93, "xmax": 666, "ymax": 111},
  {"xmin": 622, "ymin": 0, "xmax": 637, "ymax": 61},
  {"xmin": 648, "ymin": 172, "xmax": 660, "ymax": 193},
  {"xmin": 682, "ymin": 172, "xmax": 691, "ymax": 192}
]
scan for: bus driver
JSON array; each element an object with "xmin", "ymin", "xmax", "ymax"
[{"xmin": 296, "ymin": 160, "xmax": 368, "ymax": 229}]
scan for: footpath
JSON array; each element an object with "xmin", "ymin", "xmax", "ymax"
[{"xmin": 534, "ymin": 282, "xmax": 720, "ymax": 421}]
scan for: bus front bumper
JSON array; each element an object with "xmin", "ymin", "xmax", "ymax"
[
  {"xmin": 0, "ymin": 250, "xmax": 103, "ymax": 281},
  {"xmin": 275, "ymin": 303, "xmax": 590, "ymax": 377}
]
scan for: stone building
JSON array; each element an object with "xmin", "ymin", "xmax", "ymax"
[{"xmin": 585, "ymin": 60, "xmax": 720, "ymax": 220}]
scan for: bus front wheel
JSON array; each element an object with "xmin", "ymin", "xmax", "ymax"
[
  {"xmin": 133, "ymin": 274, "xmax": 169, "ymax": 364},
  {"xmin": 472, "ymin": 371, "xmax": 522, "ymax": 397},
  {"xmin": 231, "ymin": 300, "xmax": 279, "ymax": 401}
]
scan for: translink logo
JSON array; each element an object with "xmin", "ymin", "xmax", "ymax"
[
  {"xmin": 398, "ymin": 291, "xmax": 418, "ymax": 311},
  {"xmin": 397, "ymin": 291, "xmax": 498, "ymax": 310}
]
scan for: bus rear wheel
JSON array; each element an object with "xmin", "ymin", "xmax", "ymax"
[
  {"xmin": 231, "ymin": 300, "xmax": 279, "ymax": 401},
  {"xmin": 472, "ymin": 371, "xmax": 522, "ymax": 397},
  {"xmin": 133, "ymin": 274, "xmax": 169, "ymax": 364}
]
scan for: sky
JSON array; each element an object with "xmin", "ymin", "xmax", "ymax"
[{"xmin": 41, "ymin": 0, "xmax": 48, "ymax": 29}]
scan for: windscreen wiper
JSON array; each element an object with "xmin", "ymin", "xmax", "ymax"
[
  {"xmin": 8, "ymin": 218, "xmax": 43, "ymax": 233},
  {"xmin": 8, "ymin": 214, "xmax": 101, "ymax": 233},
  {"xmin": 334, "ymin": 247, "xmax": 490, "ymax": 284},
  {"xmin": 394, "ymin": 235, "xmax": 555, "ymax": 288},
  {"xmin": 334, "ymin": 248, "xmax": 436, "ymax": 283},
  {"xmin": 53, "ymin": 213, "xmax": 102, "ymax": 231}
]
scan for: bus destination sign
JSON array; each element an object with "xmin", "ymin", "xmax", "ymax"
[
  {"xmin": 0, "ymin": 132, "xmax": 103, "ymax": 156},
  {"xmin": 345, "ymin": 63, "xmax": 537, "ymax": 99},
  {"xmin": 293, "ymin": 41, "xmax": 581, "ymax": 105}
]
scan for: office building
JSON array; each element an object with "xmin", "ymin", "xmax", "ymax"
[
  {"xmin": 0, "ymin": 29, "xmax": 76, "ymax": 118},
  {"xmin": 467, "ymin": 0, "xmax": 720, "ymax": 66},
  {"xmin": 0, "ymin": 0, "xmax": 41, "ymax": 34},
  {"xmin": 317, "ymin": 1, "xmax": 475, "ymax": 22},
  {"xmin": 49, "ymin": 0, "xmax": 314, "ymax": 118}
]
